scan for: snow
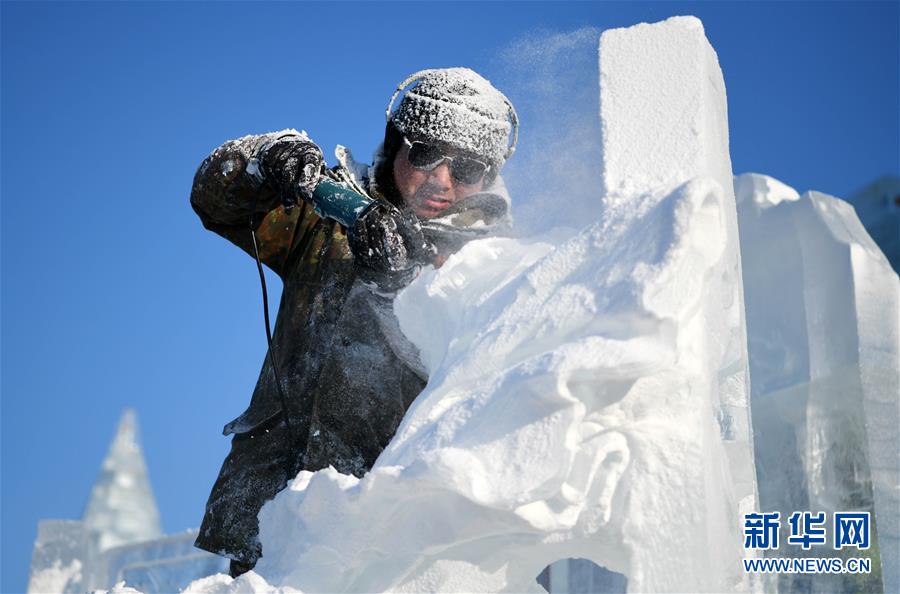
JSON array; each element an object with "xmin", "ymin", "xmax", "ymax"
[
  {"xmin": 734, "ymin": 173, "xmax": 800, "ymax": 208},
  {"xmin": 496, "ymin": 26, "xmax": 605, "ymax": 237},
  {"xmin": 28, "ymin": 558, "xmax": 83, "ymax": 594},
  {"xmin": 99, "ymin": 581, "xmax": 143, "ymax": 594},
  {"xmin": 28, "ymin": 520, "xmax": 89, "ymax": 593},
  {"xmin": 599, "ymin": 16, "xmax": 732, "ymax": 206},
  {"xmin": 737, "ymin": 172, "xmax": 899, "ymax": 593},
  {"xmin": 390, "ymin": 68, "xmax": 514, "ymax": 165},
  {"xmin": 181, "ymin": 572, "xmax": 299, "ymax": 594}
]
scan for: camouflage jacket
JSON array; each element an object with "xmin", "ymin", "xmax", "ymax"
[{"xmin": 191, "ymin": 129, "xmax": 512, "ymax": 476}]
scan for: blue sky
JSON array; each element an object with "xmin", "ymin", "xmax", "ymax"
[{"xmin": 2, "ymin": 1, "xmax": 897, "ymax": 592}]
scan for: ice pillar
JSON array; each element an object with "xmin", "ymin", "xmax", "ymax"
[
  {"xmin": 737, "ymin": 173, "xmax": 900, "ymax": 594},
  {"xmin": 599, "ymin": 16, "xmax": 754, "ymax": 467},
  {"xmin": 596, "ymin": 14, "xmax": 756, "ymax": 590}
]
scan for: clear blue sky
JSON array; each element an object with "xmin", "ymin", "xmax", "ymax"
[{"xmin": 2, "ymin": 2, "xmax": 897, "ymax": 592}]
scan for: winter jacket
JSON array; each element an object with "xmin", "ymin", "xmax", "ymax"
[{"xmin": 190, "ymin": 130, "xmax": 512, "ymax": 564}]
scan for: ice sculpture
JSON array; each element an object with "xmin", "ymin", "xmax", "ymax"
[
  {"xmin": 849, "ymin": 175, "xmax": 899, "ymax": 273},
  {"xmin": 27, "ymin": 411, "xmax": 228, "ymax": 593},
  {"xmin": 27, "ymin": 520, "xmax": 88, "ymax": 594},
  {"xmin": 82, "ymin": 409, "xmax": 163, "ymax": 552},
  {"xmin": 737, "ymin": 173, "xmax": 899, "ymax": 594},
  {"xmin": 183, "ymin": 15, "xmax": 758, "ymax": 594}
]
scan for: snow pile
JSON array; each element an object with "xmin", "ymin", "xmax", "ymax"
[
  {"xmin": 99, "ymin": 581, "xmax": 143, "ymax": 594},
  {"xmin": 183, "ymin": 572, "xmax": 298, "ymax": 594},
  {"xmin": 737, "ymin": 173, "xmax": 899, "ymax": 594},
  {"xmin": 173, "ymin": 16, "xmax": 757, "ymax": 594},
  {"xmin": 27, "ymin": 548, "xmax": 83, "ymax": 594}
]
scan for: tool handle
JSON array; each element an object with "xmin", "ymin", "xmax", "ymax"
[{"xmin": 310, "ymin": 179, "xmax": 374, "ymax": 227}]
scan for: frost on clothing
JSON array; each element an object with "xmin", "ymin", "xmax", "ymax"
[
  {"xmin": 390, "ymin": 68, "xmax": 516, "ymax": 167},
  {"xmin": 189, "ymin": 130, "xmax": 512, "ymax": 566}
]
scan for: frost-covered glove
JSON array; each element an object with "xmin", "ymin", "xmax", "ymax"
[
  {"xmin": 259, "ymin": 137, "xmax": 324, "ymax": 211},
  {"xmin": 348, "ymin": 202, "xmax": 436, "ymax": 293}
]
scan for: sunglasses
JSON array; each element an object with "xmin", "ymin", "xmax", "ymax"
[{"xmin": 403, "ymin": 137, "xmax": 490, "ymax": 185}]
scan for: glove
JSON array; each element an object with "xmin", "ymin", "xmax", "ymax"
[
  {"xmin": 259, "ymin": 137, "xmax": 324, "ymax": 211},
  {"xmin": 348, "ymin": 202, "xmax": 437, "ymax": 293}
]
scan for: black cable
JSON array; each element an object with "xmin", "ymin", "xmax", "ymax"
[
  {"xmin": 245, "ymin": 192, "xmax": 303, "ymax": 500},
  {"xmin": 246, "ymin": 165, "xmax": 355, "ymax": 472},
  {"xmin": 248, "ymin": 226, "xmax": 295, "ymax": 439}
]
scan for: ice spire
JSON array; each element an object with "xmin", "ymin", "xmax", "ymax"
[{"xmin": 82, "ymin": 409, "xmax": 162, "ymax": 551}]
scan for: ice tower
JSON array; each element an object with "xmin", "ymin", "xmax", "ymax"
[
  {"xmin": 737, "ymin": 173, "xmax": 899, "ymax": 594},
  {"xmin": 27, "ymin": 410, "xmax": 226, "ymax": 593},
  {"xmin": 82, "ymin": 409, "xmax": 163, "ymax": 552}
]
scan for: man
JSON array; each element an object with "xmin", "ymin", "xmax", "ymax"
[{"xmin": 190, "ymin": 68, "xmax": 518, "ymax": 577}]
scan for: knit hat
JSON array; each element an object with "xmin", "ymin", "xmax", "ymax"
[{"xmin": 386, "ymin": 68, "xmax": 518, "ymax": 167}]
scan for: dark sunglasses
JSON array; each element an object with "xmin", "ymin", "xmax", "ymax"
[{"xmin": 404, "ymin": 137, "xmax": 490, "ymax": 185}]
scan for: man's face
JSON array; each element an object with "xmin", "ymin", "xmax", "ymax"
[{"xmin": 392, "ymin": 141, "xmax": 486, "ymax": 219}]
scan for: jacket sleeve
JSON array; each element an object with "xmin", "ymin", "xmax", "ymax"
[{"xmin": 190, "ymin": 130, "xmax": 318, "ymax": 278}]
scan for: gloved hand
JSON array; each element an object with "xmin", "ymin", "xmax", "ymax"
[
  {"xmin": 348, "ymin": 202, "xmax": 437, "ymax": 293},
  {"xmin": 259, "ymin": 137, "xmax": 324, "ymax": 211}
]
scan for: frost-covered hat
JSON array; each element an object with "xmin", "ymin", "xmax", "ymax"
[{"xmin": 386, "ymin": 68, "xmax": 518, "ymax": 167}]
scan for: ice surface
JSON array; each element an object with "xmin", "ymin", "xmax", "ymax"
[
  {"xmin": 95, "ymin": 530, "xmax": 230, "ymax": 593},
  {"xmin": 737, "ymin": 173, "xmax": 899, "ymax": 594}
]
